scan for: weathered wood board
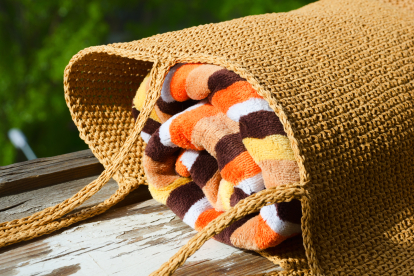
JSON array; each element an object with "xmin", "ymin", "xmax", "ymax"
[
  {"xmin": 0, "ymin": 151, "xmax": 281, "ymax": 275},
  {"xmin": 0, "ymin": 150, "xmax": 104, "ymax": 196},
  {"xmin": 0, "ymin": 199, "xmax": 279, "ymax": 276}
]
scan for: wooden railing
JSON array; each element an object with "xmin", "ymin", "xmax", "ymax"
[{"xmin": 0, "ymin": 150, "xmax": 279, "ymax": 275}]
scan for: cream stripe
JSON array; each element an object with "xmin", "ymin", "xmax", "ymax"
[
  {"xmin": 180, "ymin": 150, "xmax": 200, "ymax": 171},
  {"xmin": 159, "ymin": 101, "xmax": 207, "ymax": 147},
  {"xmin": 140, "ymin": 132, "xmax": 151, "ymax": 143},
  {"xmin": 183, "ymin": 197, "xmax": 213, "ymax": 228},
  {"xmin": 226, "ymin": 98, "xmax": 272, "ymax": 122},
  {"xmin": 159, "ymin": 116, "xmax": 178, "ymax": 147},
  {"xmin": 236, "ymin": 173, "xmax": 265, "ymax": 195},
  {"xmin": 260, "ymin": 205, "xmax": 301, "ymax": 237}
]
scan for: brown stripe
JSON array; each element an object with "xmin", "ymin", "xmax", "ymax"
[
  {"xmin": 132, "ymin": 107, "xmax": 161, "ymax": 134},
  {"xmin": 166, "ymin": 181, "xmax": 205, "ymax": 219},
  {"xmin": 132, "ymin": 106, "xmax": 139, "ymax": 121},
  {"xmin": 239, "ymin": 111, "xmax": 287, "ymax": 139},
  {"xmin": 275, "ymin": 200, "xmax": 302, "ymax": 225},
  {"xmin": 132, "ymin": 106, "xmax": 161, "ymax": 137},
  {"xmin": 144, "ymin": 129, "xmax": 179, "ymax": 162},
  {"xmin": 154, "ymin": 105, "xmax": 172, "ymax": 123},
  {"xmin": 214, "ymin": 214, "xmax": 255, "ymax": 245},
  {"xmin": 142, "ymin": 118, "xmax": 161, "ymax": 136},
  {"xmin": 230, "ymin": 187, "xmax": 249, "ymax": 207},
  {"xmin": 190, "ymin": 150, "xmax": 218, "ymax": 189},
  {"xmin": 207, "ymin": 69, "xmax": 245, "ymax": 102},
  {"xmin": 215, "ymin": 133, "xmax": 246, "ymax": 170},
  {"xmin": 156, "ymin": 97, "xmax": 198, "ymax": 115}
]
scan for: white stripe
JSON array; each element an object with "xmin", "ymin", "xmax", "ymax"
[
  {"xmin": 158, "ymin": 101, "xmax": 207, "ymax": 148},
  {"xmin": 140, "ymin": 132, "xmax": 151, "ymax": 143},
  {"xmin": 161, "ymin": 63, "xmax": 184, "ymax": 103},
  {"xmin": 182, "ymin": 197, "xmax": 213, "ymax": 228},
  {"xmin": 236, "ymin": 173, "xmax": 265, "ymax": 195},
  {"xmin": 226, "ymin": 98, "xmax": 273, "ymax": 122},
  {"xmin": 260, "ymin": 205, "xmax": 301, "ymax": 237},
  {"xmin": 158, "ymin": 117, "xmax": 177, "ymax": 147},
  {"xmin": 180, "ymin": 150, "xmax": 200, "ymax": 171}
]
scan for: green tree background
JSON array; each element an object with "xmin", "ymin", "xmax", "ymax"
[{"xmin": 0, "ymin": 0, "xmax": 314, "ymax": 165}]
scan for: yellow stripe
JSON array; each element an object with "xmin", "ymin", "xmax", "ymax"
[
  {"xmin": 218, "ymin": 179, "xmax": 234, "ymax": 211},
  {"xmin": 148, "ymin": 177, "xmax": 192, "ymax": 204},
  {"xmin": 133, "ymin": 75, "xmax": 161, "ymax": 122},
  {"xmin": 243, "ymin": 134, "xmax": 295, "ymax": 162}
]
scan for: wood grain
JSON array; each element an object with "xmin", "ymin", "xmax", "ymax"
[
  {"xmin": 0, "ymin": 176, "xmax": 151, "ymax": 223},
  {"xmin": 0, "ymin": 199, "xmax": 280, "ymax": 276},
  {"xmin": 0, "ymin": 150, "xmax": 104, "ymax": 196},
  {"xmin": 0, "ymin": 151, "xmax": 281, "ymax": 275}
]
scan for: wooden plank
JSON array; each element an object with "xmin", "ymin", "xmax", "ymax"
[
  {"xmin": 0, "ymin": 199, "xmax": 280, "ymax": 276},
  {"xmin": 0, "ymin": 151, "xmax": 281, "ymax": 275},
  {"xmin": 0, "ymin": 175, "xmax": 151, "ymax": 223},
  {"xmin": 0, "ymin": 150, "xmax": 104, "ymax": 196}
]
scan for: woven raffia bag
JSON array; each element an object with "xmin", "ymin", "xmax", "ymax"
[{"xmin": 1, "ymin": 0, "xmax": 414, "ymax": 274}]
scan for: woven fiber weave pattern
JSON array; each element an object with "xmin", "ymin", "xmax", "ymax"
[{"xmin": 73, "ymin": 1, "xmax": 414, "ymax": 274}]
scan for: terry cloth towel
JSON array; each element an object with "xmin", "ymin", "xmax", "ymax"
[{"xmin": 132, "ymin": 63, "xmax": 302, "ymax": 250}]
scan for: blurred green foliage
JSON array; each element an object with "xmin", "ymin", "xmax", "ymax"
[{"xmin": 0, "ymin": 0, "xmax": 314, "ymax": 165}]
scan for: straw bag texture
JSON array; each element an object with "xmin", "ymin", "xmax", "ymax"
[{"xmin": 1, "ymin": 0, "xmax": 414, "ymax": 275}]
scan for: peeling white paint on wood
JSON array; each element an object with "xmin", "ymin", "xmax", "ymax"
[
  {"xmin": 4, "ymin": 200, "xmax": 246, "ymax": 276},
  {"xmin": 0, "ymin": 151, "xmax": 280, "ymax": 276}
]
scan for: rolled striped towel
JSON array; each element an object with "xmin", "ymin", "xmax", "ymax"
[{"xmin": 132, "ymin": 63, "xmax": 302, "ymax": 250}]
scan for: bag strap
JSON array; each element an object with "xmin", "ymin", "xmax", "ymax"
[
  {"xmin": 1, "ymin": 56, "xmax": 310, "ymax": 276},
  {"xmin": 150, "ymin": 184, "xmax": 307, "ymax": 276},
  {"xmin": 0, "ymin": 57, "xmax": 175, "ymax": 248}
]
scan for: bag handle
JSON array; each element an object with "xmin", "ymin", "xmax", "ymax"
[
  {"xmin": 150, "ymin": 184, "xmax": 307, "ymax": 276},
  {"xmin": 0, "ymin": 57, "xmax": 176, "ymax": 248},
  {"xmin": 1, "ymin": 56, "xmax": 309, "ymax": 276}
]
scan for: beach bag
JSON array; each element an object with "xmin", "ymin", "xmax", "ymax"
[{"xmin": 1, "ymin": 0, "xmax": 414, "ymax": 274}]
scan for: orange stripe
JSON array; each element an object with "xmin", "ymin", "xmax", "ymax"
[
  {"xmin": 195, "ymin": 209, "xmax": 223, "ymax": 231},
  {"xmin": 175, "ymin": 150, "xmax": 191, "ymax": 177},
  {"xmin": 170, "ymin": 64, "xmax": 202, "ymax": 102},
  {"xmin": 220, "ymin": 151, "xmax": 261, "ymax": 184},
  {"xmin": 255, "ymin": 215, "xmax": 287, "ymax": 249},
  {"xmin": 170, "ymin": 104, "xmax": 220, "ymax": 150},
  {"xmin": 211, "ymin": 81, "xmax": 261, "ymax": 113}
]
